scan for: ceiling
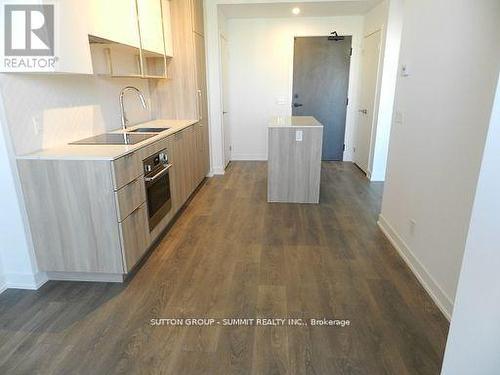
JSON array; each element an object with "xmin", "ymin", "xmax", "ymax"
[{"xmin": 219, "ymin": 1, "xmax": 384, "ymax": 19}]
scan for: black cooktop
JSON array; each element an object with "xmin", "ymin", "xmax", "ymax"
[{"xmin": 70, "ymin": 133, "xmax": 156, "ymax": 145}]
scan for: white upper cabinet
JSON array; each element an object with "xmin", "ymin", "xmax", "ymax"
[
  {"xmin": 88, "ymin": 0, "xmax": 140, "ymax": 48},
  {"xmin": 136, "ymin": 0, "xmax": 164, "ymax": 56},
  {"xmin": 162, "ymin": 0, "xmax": 173, "ymax": 57},
  {"xmin": 2, "ymin": 0, "xmax": 172, "ymax": 75}
]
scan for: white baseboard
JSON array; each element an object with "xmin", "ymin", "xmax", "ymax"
[
  {"xmin": 0, "ymin": 271, "xmax": 124, "ymax": 292},
  {"xmin": 211, "ymin": 166, "xmax": 225, "ymax": 175},
  {"xmin": 46, "ymin": 272, "xmax": 124, "ymax": 283},
  {"xmin": 378, "ymin": 215, "xmax": 453, "ymax": 321},
  {"xmin": 4, "ymin": 271, "xmax": 48, "ymax": 290},
  {"xmin": 231, "ymin": 153, "xmax": 267, "ymax": 161},
  {"xmin": 343, "ymin": 151, "xmax": 353, "ymax": 161}
]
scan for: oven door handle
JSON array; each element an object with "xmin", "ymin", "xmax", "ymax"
[{"xmin": 144, "ymin": 164, "xmax": 172, "ymax": 182}]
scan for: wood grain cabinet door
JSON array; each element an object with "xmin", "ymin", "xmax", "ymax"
[
  {"xmin": 194, "ymin": 123, "xmax": 206, "ymax": 183},
  {"xmin": 119, "ymin": 203, "xmax": 150, "ymax": 272},
  {"xmin": 185, "ymin": 126, "xmax": 197, "ymax": 195},
  {"xmin": 112, "ymin": 152, "xmax": 142, "ymax": 190},
  {"xmin": 191, "ymin": 0, "xmax": 204, "ymax": 36},
  {"xmin": 171, "ymin": 131, "xmax": 185, "ymax": 211}
]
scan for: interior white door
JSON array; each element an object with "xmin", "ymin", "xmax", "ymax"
[
  {"xmin": 354, "ymin": 30, "xmax": 381, "ymax": 174},
  {"xmin": 220, "ymin": 34, "xmax": 231, "ymax": 168}
]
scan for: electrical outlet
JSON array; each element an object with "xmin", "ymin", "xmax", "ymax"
[
  {"xmin": 409, "ymin": 219, "xmax": 417, "ymax": 236},
  {"xmin": 295, "ymin": 130, "xmax": 303, "ymax": 142},
  {"xmin": 32, "ymin": 115, "xmax": 43, "ymax": 135},
  {"xmin": 394, "ymin": 110, "xmax": 403, "ymax": 125},
  {"xmin": 276, "ymin": 96, "xmax": 287, "ymax": 105}
]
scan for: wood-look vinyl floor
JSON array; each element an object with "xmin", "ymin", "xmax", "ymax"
[{"xmin": 0, "ymin": 162, "xmax": 449, "ymax": 374}]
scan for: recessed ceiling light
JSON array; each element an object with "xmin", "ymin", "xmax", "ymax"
[{"xmin": 292, "ymin": 7, "xmax": 301, "ymax": 15}]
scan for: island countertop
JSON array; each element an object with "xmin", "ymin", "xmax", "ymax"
[{"xmin": 268, "ymin": 116, "xmax": 324, "ymax": 128}]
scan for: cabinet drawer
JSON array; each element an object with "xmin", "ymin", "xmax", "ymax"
[
  {"xmin": 112, "ymin": 152, "xmax": 142, "ymax": 190},
  {"xmin": 115, "ymin": 176, "xmax": 146, "ymax": 222},
  {"xmin": 119, "ymin": 203, "xmax": 150, "ymax": 272}
]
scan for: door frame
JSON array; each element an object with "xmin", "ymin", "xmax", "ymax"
[
  {"xmin": 354, "ymin": 27, "xmax": 384, "ymax": 178},
  {"xmin": 289, "ymin": 34, "xmax": 355, "ymax": 162},
  {"xmin": 219, "ymin": 32, "xmax": 231, "ymax": 168}
]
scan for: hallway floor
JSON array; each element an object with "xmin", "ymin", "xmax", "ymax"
[{"xmin": 0, "ymin": 162, "xmax": 449, "ymax": 374}]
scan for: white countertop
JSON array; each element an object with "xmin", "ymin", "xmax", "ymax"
[
  {"xmin": 268, "ymin": 116, "xmax": 323, "ymax": 128},
  {"xmin": 17, "ymin": 119, "xmax": 198, "ymax": 161}
]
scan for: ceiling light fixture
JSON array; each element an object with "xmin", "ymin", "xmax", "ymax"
[{"xmin": 292, "ymin": 7, "xmax": 301, "ymax": 15}]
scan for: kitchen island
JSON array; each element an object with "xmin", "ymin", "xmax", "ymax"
[{"xmin": 268, "ymin": 116, "xmax": 323, "ymax": 204}]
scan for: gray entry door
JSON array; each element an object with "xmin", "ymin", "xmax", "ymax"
[{"xmin": 292, "ymin": 36, "xmax": 352, "ymax": 161}]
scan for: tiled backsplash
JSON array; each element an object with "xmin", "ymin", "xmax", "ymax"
[{"xmin": 0, "ymin": 74, "xmax": 153, "ymax": 155}]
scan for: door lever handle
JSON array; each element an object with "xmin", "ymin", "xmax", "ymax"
[{"xmin": 293, "ymin": 103, "xmax": 303, "ymax": 108}]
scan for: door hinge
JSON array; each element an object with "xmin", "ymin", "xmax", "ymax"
[
  {"xmin": 346, "ymin": 97, "xmax": 349, "ymax": 106},
  {"xmin": 343, "ymin": 144, "xmax": 346, "ymax": 151},
  {"xmin": 229, "ymin": 145, "xmax": 232, "ymax": 151},
  {"xmin": 350, "ymin": 48, "xmax": 353, "ymax": 57}
]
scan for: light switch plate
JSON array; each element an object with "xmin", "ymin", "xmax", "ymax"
[
  {"xmin": 32, "ymin": 115, "xmax": 43, "ymax": 135},
  {"xmin": 295, "ymin": 130, "xmax": 303, "ymax": 142},
  {"xmin": 394, "ymin": 110, "xmax": 403, "ymax": 124}
]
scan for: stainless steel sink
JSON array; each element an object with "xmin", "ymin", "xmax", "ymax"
[{"xmin": 128, "ymin": 127, "xmax": 170, "ymax": 133}]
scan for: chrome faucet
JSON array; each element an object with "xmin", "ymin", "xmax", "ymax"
[{"xmin": 119, "ymin": 86, "xmax": 148, "ymax": 131}]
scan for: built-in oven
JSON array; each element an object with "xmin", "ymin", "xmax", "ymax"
[{"xmin": 143, "ymin": 149, "xmax": 172, "ymax": 231}]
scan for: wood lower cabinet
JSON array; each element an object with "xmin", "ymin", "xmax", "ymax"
[
  {"xmin": 194, "ymin": 123, "xmax": 208, "ymax": 184},
  {"xmin": 119, "ymin": 203, "xmax": 150, "ymax": 272},
  {"xmin": 112, "ymin": 151, "xmax": 142, "ymax": 190},
  {"xmin": 114, "ymin": 176, "xmax": 146, "ymax": 221},
  {"xmin": 18, "ymin": 124, "xmax": 206, "ymax": 280},
  {"xmin": 17, "ymin": 159, "xmax": 126, "ymax": 274},
  {"xmin": 171, "ymin": 126, "xmax": 194, "ymax": 209}
]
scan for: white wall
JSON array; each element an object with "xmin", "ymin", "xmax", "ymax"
[
  {"xmin": 441, "ymin": 73, "xmax": 500, "ymax": 374},
  {"xmin": 0, "ymin": 74, "xmax": 153, "ymax": 290},
  {"xmin": 378, "ymin": 0, "xmax": 500, "ymax": 318},
  {"xmin": 0, "ymin": 101, "xmax": 41, "ymax": 290},
  {"xmin": 226, "ymin": 16, "xmax": 363, "ymax": 160},
  {"xmin": 0, "ymin": 75, "xmax": 151, "ymax": 155},
  {"xmin": 368, "ymin": 0, "xmax": 402, "ymax": 181},
  {"xmin": 364, "ymin": 0, "xmax": 387, "ymax": 36}
]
